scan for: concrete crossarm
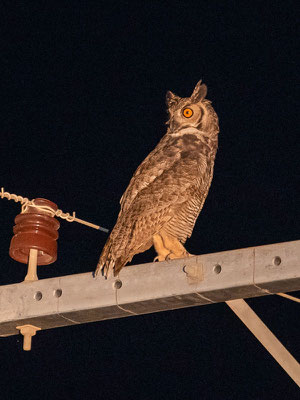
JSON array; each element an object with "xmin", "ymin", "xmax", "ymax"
[{"xmin": 0, "ymin": 240, "xmax": 299, "ymax": 337}]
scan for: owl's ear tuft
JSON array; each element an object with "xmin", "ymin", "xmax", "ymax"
[
  {"xmin": 191, "ymin": 80, "xmax": 207, "ymax": 102},
  {"xmin": 166, "ymin": 91, "xmax": 181, "ymax": 108}
]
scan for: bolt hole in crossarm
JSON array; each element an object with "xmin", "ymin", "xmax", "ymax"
[
  {"xmin": 273, "ymin": 256, "xmax": 281, "ymax": 266},
  {"xmin": 34, "ymin": 291, "xmax": 42, "ymax": 301},
  {"xmin": 54, "ymin": 289, "xmax": 62, "ymax": 297},
  {"xmin": 213, "ymin": 264, "xmax": 222, "ymax": 274},
  {"xmin": 114, "ymin": 280, "xmax": 122, "ymax": 289}
]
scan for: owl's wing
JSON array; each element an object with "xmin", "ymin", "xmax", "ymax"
[
  {"xmin": 119, "ymin": 134, "xmax": 182, "ymax": 213},
  {"xmin": 112, "ymin": 143, "xmax": 210, "ymax": 255}
]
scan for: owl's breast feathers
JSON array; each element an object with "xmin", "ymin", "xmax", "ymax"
[{"xmin": 97, "ymin": 128, "xmax": 218, "ymax": 277}]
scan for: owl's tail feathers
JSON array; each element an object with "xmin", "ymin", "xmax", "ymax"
[
  {"xmin": 94, "ymin": 243, "xmax": 127, "ymax": 279},
  {"xmin": 94, "ymin": 243, "xmax": 114, "ymax": 279}
]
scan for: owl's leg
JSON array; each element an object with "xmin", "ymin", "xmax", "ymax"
[
  {"xmin": 160, "ymin": 229, "xmax": 191, "ymax": 259},
  {"xmin": 153, "ymin": 233, "xmax": 170, "ymax": 262}
]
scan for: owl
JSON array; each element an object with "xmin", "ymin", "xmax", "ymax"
[{"xmin": 95, "ymin": 80, "xmax": 219, "ymax": 278}]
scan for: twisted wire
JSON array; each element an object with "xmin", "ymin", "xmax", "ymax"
[{"xmin": 0, "ymin": 187, "xmax": 108, "ymax": 232}]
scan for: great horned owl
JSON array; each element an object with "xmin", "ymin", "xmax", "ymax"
[{"xmin": 95, "ymin": 80, "xmax": 219, "ymax": 278}]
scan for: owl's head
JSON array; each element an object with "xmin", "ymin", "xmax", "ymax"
[{"xmin": 166, "ymin": 80, "xmax": 218, "ymax": 133}]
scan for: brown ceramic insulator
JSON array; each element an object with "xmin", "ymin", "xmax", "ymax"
[{"xmin": 9, "ymin": 199, "xmax": 60, "ymax": 265}]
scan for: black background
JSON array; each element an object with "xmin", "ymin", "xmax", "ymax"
[{"xmin": 1, "ymin": 1, "xmax": 299, "ymax": 399}]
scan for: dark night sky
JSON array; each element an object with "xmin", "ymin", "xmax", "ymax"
[{"xmin": 1, "ymin": 1, "xmax": 299, "ymax": 399}]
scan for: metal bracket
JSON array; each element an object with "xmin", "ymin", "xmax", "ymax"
[{"xmin": 183, "ymin": 258, "xmax": 204, "ymax": 283}]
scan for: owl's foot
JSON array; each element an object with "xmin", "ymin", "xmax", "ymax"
[
  {"xmin": 153, "ymin": 233, "xmax": 172, "ymax": 262},
  {"xmin": 153, "ymin": 230, "xmax": 194, "ymax": 263}
]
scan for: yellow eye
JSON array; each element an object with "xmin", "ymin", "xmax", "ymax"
[{"xmin": 182, "ymin": 108, "xmax": 193, "ymax": 118}]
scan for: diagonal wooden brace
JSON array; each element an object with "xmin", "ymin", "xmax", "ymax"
[{"xmin": 226, "ymin": 299, "xmax": 300, "ymax": 387}]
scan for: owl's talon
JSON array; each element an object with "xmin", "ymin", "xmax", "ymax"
[
  {"xmin": 154, "ymin": 255, "xmax": 167, "ymax": 262},
  {"xmin": 165, "ymin": 253, "xmax": 172, "ymax": 261},
  {"xmin": 165, "ymin": 251, "xmax": 193, "ymax": 261}
]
